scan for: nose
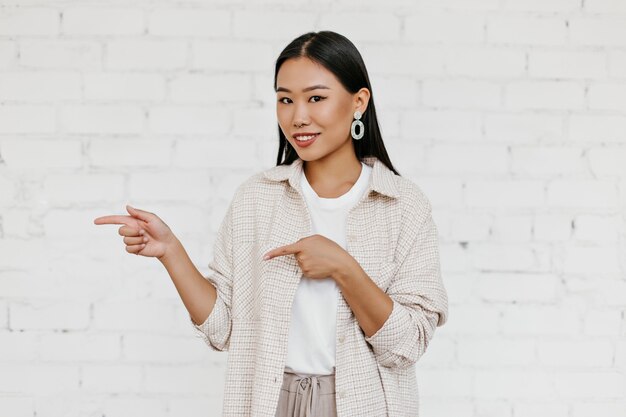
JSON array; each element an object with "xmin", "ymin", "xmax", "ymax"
[{"xmin": 292, "ymin": 102, "xmax": 310, "ymax": 127}]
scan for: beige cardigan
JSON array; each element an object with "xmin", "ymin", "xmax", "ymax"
[{"xmin": 190, "ymin": 155, "xmax": 449, "ymax": 417}]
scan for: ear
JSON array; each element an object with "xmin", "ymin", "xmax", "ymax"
[{"xmin": 354, "ymin": 87, "xmax": 371, "ymax": 114}]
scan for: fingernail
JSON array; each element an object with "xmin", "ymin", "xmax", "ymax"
[
  {"xmin": 139, "ymin": 229, "xmax": 144, "ymax": 235},
  {"xmin": 263, "ymin": 254, "xmax": 270, "ymax": 261}
]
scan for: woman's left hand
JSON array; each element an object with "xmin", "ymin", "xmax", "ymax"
[{"xmin": 263, "ymin": 234, "xmax": 352, "ymax": 280}]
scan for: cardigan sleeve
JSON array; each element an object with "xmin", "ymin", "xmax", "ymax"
[
  {"xmin": 188, "ymin": 195, "xmax": 237, "ymax": 352},
  {"xmin": 364, "ymin": 200, "xmax": 448, "ymax": 369}
]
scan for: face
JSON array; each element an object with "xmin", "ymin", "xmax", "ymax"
[{"xmin": 275, "ymin": 57, "xmax": 370, "ymax": 162}]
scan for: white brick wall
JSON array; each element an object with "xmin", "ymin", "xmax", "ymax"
[{"xmin": 0, "ymin": 1, "xmax": 624, "ymax": 416}]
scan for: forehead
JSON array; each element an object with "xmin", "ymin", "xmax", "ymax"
[{"xmin": 276, "ymin": 57, "xmax": 339, "ymax": 89}]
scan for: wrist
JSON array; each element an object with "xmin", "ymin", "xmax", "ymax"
[
  {"xmin": 158, "ymin": 235, "xmax": 183, "ymax": 264},
  {"xmin": 332, "ymin": 255, "xmax": 358, "ymax": 289}
]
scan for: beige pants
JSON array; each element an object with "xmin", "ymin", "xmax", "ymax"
[{"xmin": 274, "ymin": 367, "xmax": 337, "ymax": 417}]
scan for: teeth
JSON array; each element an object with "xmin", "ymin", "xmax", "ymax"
[{"xmin": 295, "ymin": 134, "xmax": 317, "ymax": 141}]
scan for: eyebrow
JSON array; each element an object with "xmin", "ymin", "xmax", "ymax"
[{"xmin": 275, "ymin": 84, "xmax": 331, "ymax": 93}]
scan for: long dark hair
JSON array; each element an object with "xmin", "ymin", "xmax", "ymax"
[{"xmin": 273, "ymin": 31, "xmax": 401, "ymax": 176}]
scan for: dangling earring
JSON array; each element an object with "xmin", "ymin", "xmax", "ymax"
[{"xmin": 351, "ymin": 110, "xmax": 364, "ymax": 140}]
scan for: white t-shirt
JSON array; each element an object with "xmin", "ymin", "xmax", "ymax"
[{"xmin": 284, "ymin": 161, "xmax": 373, "ymax": 376}]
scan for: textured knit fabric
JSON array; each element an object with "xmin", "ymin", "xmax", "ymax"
[
  {"xmin": 189, "ymin": 155, "xmax": 449, "ymax": 417},
  {"xmin": 284, "ymin": 160, "xmax": 371, "ymax": 377}
]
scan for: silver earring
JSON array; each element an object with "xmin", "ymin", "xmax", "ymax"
[{"xmin": 351, "ymin": 110, "xmax": 364, "ymax": 140}]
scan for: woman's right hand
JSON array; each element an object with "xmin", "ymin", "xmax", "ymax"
[{"xmin": 93, "ymin": 205, "xmax": 178, "ymax": 260}]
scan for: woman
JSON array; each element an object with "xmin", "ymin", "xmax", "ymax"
[{"xmin": 94, "ymin": 31, "xmax": 448, "ymax": 417}]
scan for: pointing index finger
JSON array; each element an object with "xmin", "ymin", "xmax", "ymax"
[
  {"xmin": 93, "ymin": 215, "xmax": 134, "ymax": 226},
  {"xmin": 263, "ymin": 243, "xmax": 298, "ymax": 261}
]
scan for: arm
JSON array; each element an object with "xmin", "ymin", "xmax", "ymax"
[
  {"xmin": 159, "ymin": 196, "xmax": 236, "ymax": 352},
  {"xmin": 334, "ymin": 201, "xmax": 448, "ymax": 369}
]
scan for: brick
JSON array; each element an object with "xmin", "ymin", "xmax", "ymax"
[
  {"xmin": 425, "ymin": 144, "xmax": 507, "ymax": 174},
  {"xmin": 44, "ymin": 174, "xmax": 124, "ymax": 204},
  {"xmin": 569, "ymin": 114, "xmax": 626, "ymax": 143},
  {"xmin": 534, "ymin": 213, "xmax": 573, "ymax": 241},
  {"xmin": 10, "ymin": 300, "xmax": 90, "ymax": 330},
  {"xmin": 319, "ymin": 13, "xmax": 400, "ymax": 42},
  {"xmin": 511, "ymin": 146, "xmax": 586, "ymax": 176},
  {"xmin": 89, "ymin": 138, "xmax": 172, "ymax": 167},
  {"xmin": 148, "ymin": 106, "xmax": 230, "ymax": 135},
  {"xmin": 554, "ymin": 371, "xmax": 625, "ymax": 398},
  {"xmin": 123, "ymin": 333, "xmax": 205, "ymax": 362},
  {"xmin": 39, "ymin": 333, "xmax": 121, "ymax": 361},
  {"xmin": 472, "ymin": 243, "xmax": 539, "ymax": 271},
  {"xmin": 107, "ymin": 40, "xmax": 187, "ymax": 70},
  {"xmin": 485, "ymin": 113, "xmax": 564, "ymax": 143},
  {"xmin": 61, "ymin": 105, "xmax": 144, "ymax": 134},
  {"xmin": 506, "ymin": 81, "xmax": 585, "ymax": 110},
  {"xmin": 418, "ymin": 369, "xmax": 472, "ymax": 398},
  {"xmin": 458, "ymin": 339, "xmax": 536, "ymax": 366},
  {"xmin": 360, "ymin": 44, "xmax": 445, "ymax": 76},
  {"xmin": 440, "ymin": 305, "xmax": 499, "ymax": 335},
  {"xmin": 128, "ymin": 171, "xmax": 209, "ymax": 201},
  {"xmin": 573, "ymin": 402, "xmax": 626, "ymax": 417},
  {"xmin": 0, "ymin": 332, "xmax": 38, "ymax": 360},
  {"xmin": 1, "ymin": 139, "xmax": 81, "ymax": 168},
  {"xmin": 81, "ymin": 364, "xmax": 142, "ymax": 392},
  {"xmin": 192, "ymin": 40, "xmax": 273, "ymax": 71},
  {"xmin": 170, "ymin": 73, "xmax": 251, "ymax": 104},
  {"xmin": 573, "ymin": 214, "xmax": 622, "ymax": 242},
  {"xmin": 487, "ymin": 16, "xmax": 567, "ymax": 45},
  {"xmin": 570, "ymin": 17, "xmax": 626, "ymax": 46},
  {"xmin": 502, "ymin": 0, "xmax": 580, "ymax": 12},
  {"xmin": 62, "ymin": 7, "xmax": 144, "ymax": 35},
  {"xmin": 0, "ymin": 364, "xmax": 78, "ymax": 393},
  {"xmin": 500, "ymin": 306, "xmax": 580, "ymax": 335},
  {"xmin": 446, "ymin": 46, "xmax": 525, "ymax": 77},
  {"xmin": 0, "ymin": 397, "xmax": 32, "ymax": 417},
  {"xmin": 475, "ymin": 370, "xmax": 555, "ymax": 398},
  {"xmin": 102, "ymin": 398, "xmax": 168, "ymax": 417},
  {"xmin": 584, "ymin": 0, "xmax": 626, "ymax": 12},
  {"xmin": 144, "ymin": 365, "xmax": 224, "ymax": 394},
  {"xmin": 537, "ymin": 340, "xmax": 614, "ymax": 367},
  {"xmin": 608, "ymin": 51, "xmax": 626, "ymax": 77},
  {"xmin": 515, "ymin": 403, "xmax": 568, "ymax": 417},
  {"xmin": 173, "ymin": 139, "xmax": 258, "ymax": 169},
  {"xmin": 372, "ymin": 77, "xmax": 419, "ymax": 109},
  {"xmin": 594, "ymin": 279, "xmax": 626, "ymax": 306},
  {"xmin": 149, "ymin": 9, "xmax": 229, "ymax": 36},
  {"xmin": 528, "ymin": 50, "xmax": 607, "ymax": 79},
  {"xmin": 92, "ymin": 300, "xmax": 177, "ymax": 331},
  {"xmin": 477, "ymin": 273, "xmax": 559, "ymax": 302},
  {"xmin": 405, "ymin": 12, "xmax": 485, "ymax": 43},
  {"xmin": 466, "ymin": 180, "xmax": 544, "ymax": 208},
  {"xmin": 400, "ymin": 110, "xmax": 482, "ymax": 141},
  {"xmin": 0, "ymin": 7, "xmax": 58, "ymax": 35},
  {"xmin": 583, "ymin": 310, "xmax": 622, "ymax": 336},
  {"xmin": 547, "ymin": 180, "xmax": 619, "ymax": 208},
  {"xmin": 20, "ymin": 40, "xmax": 101, "ymax": 70},
  {"xmin": 84, "ymin": 73, "xmax": 165, "ymax": 101},
  {"xmin": 0, "ymin": 72, "xmax": 81, "ymax": 101},
  {"xmin": 588, "ymin": 83, "xmax": 626, "ymax": 112},
  {"xmin": 0, "ymin": 40, "xmax": 15, "ymax": 68},
  {"xmin": 423, "ymin": 79, "xmax": 501, "ymax": 109},
  {"xmin": 0, "ymin": 105, "xmax": 56, "ymax": 133}
]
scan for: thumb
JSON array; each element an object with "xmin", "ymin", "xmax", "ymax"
[{"xmin": 126, "ymin": 204, "xmax": 151, "ymax": 222}]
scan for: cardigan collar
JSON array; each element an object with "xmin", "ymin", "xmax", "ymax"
[{"xmin": 262, "ymin": 155, "xmax": 400, "ymax": 199}]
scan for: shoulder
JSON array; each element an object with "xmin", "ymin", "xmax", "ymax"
[
  {"xmin": 392, "ymin": 175, "xmax": 433, "ymax": 224},
  {"xmin": 229, "ymin": 170, "xmax": 278, "ymax": 207}
]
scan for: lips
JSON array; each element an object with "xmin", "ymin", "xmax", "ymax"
[
  {"xmin": 293, "ymin": 133, "xmax": 320, "ymax": 140},
  {"xmin": 293, "ymin": 133, "xmax": 319, "ymax": 147}
]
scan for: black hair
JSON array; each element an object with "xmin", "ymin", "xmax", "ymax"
[{"xmin": 273, "ymin": 30, "xmax": 401, "ymax": 176}]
